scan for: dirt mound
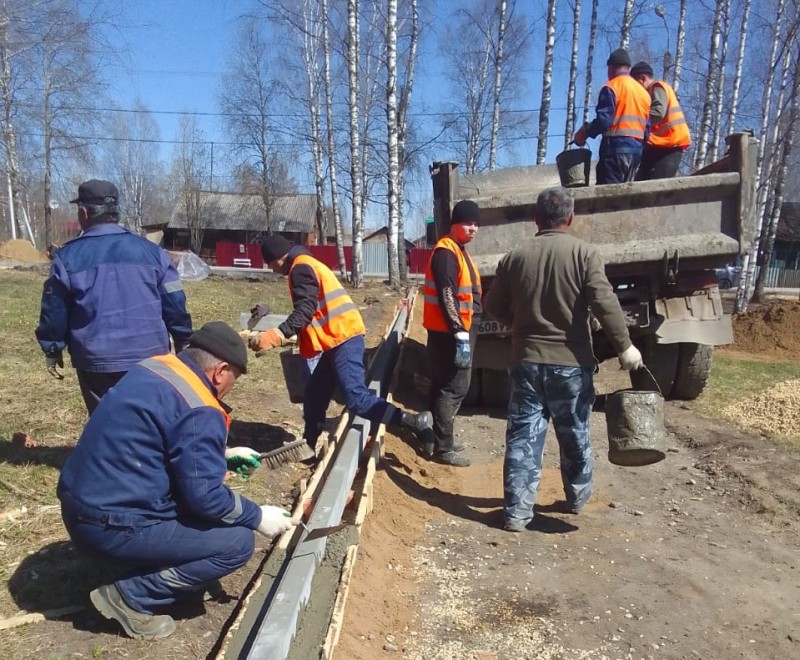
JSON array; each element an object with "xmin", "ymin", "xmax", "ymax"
[
  {"xmin": 721, "ymin": 379, "xmax": 800, "ymax": 438},
  {"xmin": 0, "ymin": 239, "xmax": 48, "ymax": 264},
  {"xmin": 729, "ymin": 300, "xmax": 800, "ymax": 359}
]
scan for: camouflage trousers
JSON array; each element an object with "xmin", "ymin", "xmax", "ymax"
[{"xmin": 503, "ymin": 362, "xmax": 595, "ymax": 527}]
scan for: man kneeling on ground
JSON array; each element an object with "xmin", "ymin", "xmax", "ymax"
[{"xmin": 58, "ymin": 321, "xmax": 294, "ymax": 640}]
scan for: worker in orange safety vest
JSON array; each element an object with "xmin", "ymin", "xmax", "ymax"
[
  {"xmin": 630, "ymin": 60, "xmax": 692, "ymax": 180},
  {"xmin": 250, "ymin": 235, "xmax": 435, "ymax": 461}
]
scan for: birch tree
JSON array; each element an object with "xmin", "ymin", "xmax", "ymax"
[
  {"xmin": 174, "ymin": 114, "xmax": 210, "ymax": 255},
  {"xmin": 620, "ymin": 0, "xmax": 634, "ymax": 49},
  {"xmin": 488, "ymin": 0, "xmax": 507, "ymax": 169},
  {"xmin": 582, "ymin": 0, "xmax": 598, "ymax": 126},
  {"xmin": 726, "ymin": 0, "xmax": 751, "ymax": 134},
  {"xmin": 564, "ymin": 0, "xmax": 581, "ymax": 150},
  {"xmin": 396, "ymin": 0, "xmax": 419, "ymax": 281},
  {"xmin": 753, "ymin": 49, "xmax": 800, "ymax": 302},
  {"xmin": 536, "ymin": 0, "xmax": 556, "ymax": 164},
  {"xmin": 735, "ymin": 0, "xmax": 787, "ymax": 312},
  {"xmin": 321, "ymin": 0, "xmax": 347, "ymax": 275},
  {"xmin": 385, "ymin": 0, "xmax": 400, "ymax": 286},
  {"xmin": 693, "ymin": 0, "xmax": 725, "ymax": 169},
  {"xmin": 347, "ymin": 0, "xmax": 364, "ymax": 287},
  {"xmin": 672, "ymin": 0, "xmax": 687, "ymax": 93}
]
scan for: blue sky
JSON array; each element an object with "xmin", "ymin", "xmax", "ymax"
[{"xmin": 104, "ymin": 0, "xmax": 679, "ymax": 233}]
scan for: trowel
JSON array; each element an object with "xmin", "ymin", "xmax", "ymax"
[{"xmin": 299, "ymin": 521, "xmax": 348, "ymax": 541}]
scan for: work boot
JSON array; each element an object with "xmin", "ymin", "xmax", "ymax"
[
  {"xmin": 401, "ymin": 410, "xmax": 433, "ymax": 434},
  {"xmin": 433, "ymin": 450, "xmax": 471, "ymax": 467},
  {"xmin": 90, "ymin": 584, "xmax": 176, "ymax": 640}
]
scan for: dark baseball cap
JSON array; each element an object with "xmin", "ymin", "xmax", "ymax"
[
  {"xmin": 631, "ymin": 61, "xmax": 654, "ymax": 77},
  {"xmin": 70, "ymin": 179, "xmax": 119, "ymax": 205}
]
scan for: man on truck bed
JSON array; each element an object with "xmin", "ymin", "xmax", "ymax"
[
  {"xmin": 422, "ymin": 200, "xmax": 482, "ymax": 468},
  {"xmin": 572, "ymin": 48, "xmax": 651, "ymax": 185},
  {"xmin": 630, "ymin": 60, "xmax": 691, "ymax": 180},
  {"xmin": 484, "ymin": 187, "xmax": 643, "ymax": 532}
]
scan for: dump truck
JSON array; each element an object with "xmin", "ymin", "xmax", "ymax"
[{"xmin": 429, "ymin": 132, "xmax": 758, "ymax": 406}]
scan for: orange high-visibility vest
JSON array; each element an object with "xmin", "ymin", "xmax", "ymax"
[
  {"xmin": 604, "ymin": 75, "xmax": 651, "ymax": 140},
  {"xmin": 289, "ymin": 254, "xmax": 365, "ymax": 358},
  {"xmin": 423, "ymin": 236, "xmax": 482, "ymax": 332},
  {"xmin": 648, "ymin": 81, "xmax": 691, "ymax": 149},
  {"xmin": 141, "ymin": 354, "xmax": 231, "ymax": 430}
]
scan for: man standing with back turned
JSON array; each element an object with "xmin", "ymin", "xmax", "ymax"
[
  {"xmin": 36, "ymin": 179, "xmax": 193, "ymax": 414},
  {"xmin": 422, "ymin": 199, "xmax": 483, "ymax": 467},
  {"xmin": 484, "ymin": 187, "xmax": 643, "ymax": 532},
  {"xmin": 250, "ymin": 235, "xmax": 435, "ymax": 457},
  {"xmin": 630, "ymin": 60, "xmax": 691, "ymax": 180},
  {"xmin": 572, "ymin": 48, "xmax": 651, "ymax": 184}
]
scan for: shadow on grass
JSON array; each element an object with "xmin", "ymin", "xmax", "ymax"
[
  {"xmin": 0, "ymin": 439, "xmax": 72, "ymax": 470},
  {"xmin": 227, "ymin": 419, "xmax": 301, "ymax": 454},
  {"xmin": 8, "ymin": 540, "xmax": 228, "ymax": 634}
]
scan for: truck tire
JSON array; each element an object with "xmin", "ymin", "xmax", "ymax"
[
  {"xmin": 481, "ymin": 368, "xmax": 511, "ymax": 408},
  {"xmin": 671, "ymin": 343, "xmax": 713, "ymax": 400},
  {"xmin": 630, "ymin": 343, "xmax": 679, "ymax": 397}
]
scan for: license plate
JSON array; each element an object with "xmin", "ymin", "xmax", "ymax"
[{"xmin": 476, "ymin": 320, "xmax": 509, "ymax": 335}]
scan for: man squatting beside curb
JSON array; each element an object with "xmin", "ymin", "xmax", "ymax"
[
  {"xmin": 58, "ymin": 322, "xmax": 294, "ymax": 640},
  {"xmin": 484, "ymin": 187, "xmax": 643, "ymax": 532},
  {"xmin": 249, "ymin": 235, "xmax": 435, "ymax": 455}
]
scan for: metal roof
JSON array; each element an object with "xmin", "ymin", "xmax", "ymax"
[{"xmin": 168, "ymin": 191, "xmax": 317, "ymax": 233}]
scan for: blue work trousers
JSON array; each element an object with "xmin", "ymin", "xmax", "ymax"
[
  {"xmin": 303, "ymin": 335, "xmax": 399, "ymax": 446},
  {"xmin": 503, "ymin": 362, "xmax": 595, "ymax": 527},
  {"xmin": 62, "ymin": 511, "xmax": 254, "ymax": 614}
]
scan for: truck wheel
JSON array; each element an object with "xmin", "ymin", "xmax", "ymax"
[
  {"xmin": 481, "ymin": 368, "xmax": 511, "ymax": 408},
  {"xmin": 630, "ymin": 343, "xmax": 679, "ymax": 397},
  {"xmin": 463, "ymin": 367, "xmax": 482, "ymax": 407},
  {"xmin": 671, "ymin": 343, "xmax": 713, "ymax": 400}
]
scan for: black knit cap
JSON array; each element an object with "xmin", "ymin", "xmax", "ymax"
[
  {"xmin": 630, "ymin": 61, "xmax": 654, "ymax": 77},
  {"xmin": 261, "ymin": 235, "xmax": 293, "ymax": 263},
  {"xmin": 607, "ymin": 48, "xmax": 632, "ymax": 67},
  {"xmin": 450, "ymin": 200, "xmax": 481, "ymax": 226},
  {"xmin": 187, "ymin": 321, "xmax": 248, "ymax": 374},
  {"xmin": 70, "ymin": 179, "xmax": 119, "ymax": 205}
]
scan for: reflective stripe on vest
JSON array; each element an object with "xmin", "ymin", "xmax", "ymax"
[
  {"xmin": 422, "ymin": 236, "xmax": 482, "ymax": 332},
  {"xmin": 141, "ymin": 354, "xmax": 231, "ymax": 430},
  {"xmin": 289, "ymin": 254, "xmax": 365, "ymax": 358},
  {"xmin": 604, "ymin": 75, "xmax": 651, "ymax": 140},
  {"xmin": 648, "ymin": 81, "xmax": 691, "ymax": 149}
]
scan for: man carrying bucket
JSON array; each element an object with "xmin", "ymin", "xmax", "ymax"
[
  {"xmin": 572, "ymin": 48, "xmax": 651, "ymax": 185},
  {"xmin": 484, "ymin": 187, "xmax": 643, "ymax": 532}
]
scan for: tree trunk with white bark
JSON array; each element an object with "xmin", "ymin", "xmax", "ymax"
[{"xmin": 537, "ymin": 0, "xmax": 556, "ymax": 164}]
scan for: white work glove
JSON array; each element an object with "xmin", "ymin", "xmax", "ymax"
[
  {"xmin": 454, "ymin": 331, "xmax": 471, "ymax": 369},
  {"xmin": 618, "ymin": 344, "xmax": 644, "ymax": 371},
  {"xmin": 257, "ymin": 505, "xmax": 295, "ymax": 538},
  {"xmin": 225, "ymin": 447, "xmax": 261, "ymax": 477}
]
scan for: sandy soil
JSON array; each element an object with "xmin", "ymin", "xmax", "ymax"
[{"xmin": 337, "ymin": 308, "xmax": 800, "ymax": 660}]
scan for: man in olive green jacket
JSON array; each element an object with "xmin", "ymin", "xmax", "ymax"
[{"xmin": 484, "ymin": 187, "xmax": 643, "ymax": 532}]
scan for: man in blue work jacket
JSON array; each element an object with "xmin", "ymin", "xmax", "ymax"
[
  {"xmin": 35, "ymin": 179, "xmax": 193, "ymax": 414},
  {"xmin": 58, "ymin": 321, "xmax": 295, "ymax": 640}
]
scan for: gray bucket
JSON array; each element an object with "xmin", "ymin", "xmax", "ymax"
[
  {"xmin": 605, "ymin": 368, "xmax": 666, "ymax": 466},
  {"xmin": 280, "ymin": 349, "xmax": 309, "ymax": 404},
  {"xmin": 556, "ymin": 147, "xmax": 591, "ymax": 187}
]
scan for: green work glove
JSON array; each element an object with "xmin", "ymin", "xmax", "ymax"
[{"xmin": 225, "ymin": 447, "xmax": 262, "ymax": 477}]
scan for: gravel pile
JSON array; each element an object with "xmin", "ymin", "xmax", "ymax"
[{"xmin": 721, "ymin": 379, "xmax": 800, "ymax": 437}]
